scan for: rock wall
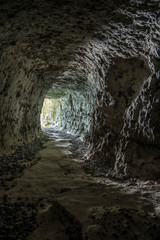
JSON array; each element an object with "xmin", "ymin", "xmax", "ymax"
[
  {"xmin": 0, "ymin": 49, "xmax": 45, "ymax": 155},
  {"xmin": 59, "ymin": 88, "xmax": 95, "ymax": 140},
  {"xmin": 85, "ymin": 1, "xmax": 160, "ymax": 179},
  {"xmin": 0, "ymin": 0, "xmax": 160, "ymax": 179}
]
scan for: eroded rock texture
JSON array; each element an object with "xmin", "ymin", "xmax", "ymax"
[{"xmin": 0, "ymin": 0, "xmax": 160, "ymax": 179}]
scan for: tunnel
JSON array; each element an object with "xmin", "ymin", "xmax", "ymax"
[
  {"xmin": 40, "ymin": 84, "xmax": 95, "ymax": 140},
  {"xmin": 0, "ymin": 0, "xmax": 160, "ymax": 239}
]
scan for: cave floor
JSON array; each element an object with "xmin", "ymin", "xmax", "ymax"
[{"xmin": 1, "ymin": 129, "xmax": 160, "ymax": 240}]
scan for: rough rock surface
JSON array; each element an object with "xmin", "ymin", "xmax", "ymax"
[
  {"xmin": 1, "ymin": 130, "xmax": 160, "ymax": 240},
  {"xmin": 0, "ymin": 0, "xmax": 160, "ymax": 179},
  {"xmin": 86, "ymin": 206, "xmax": 160, "ymax": 240},
  {"xmin": 0, "ymin": 137, "xmax": 47, "ymax": 190}
]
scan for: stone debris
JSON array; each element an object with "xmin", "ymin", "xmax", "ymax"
[
  {"xmin": 0, "ymin": 137, "xmax": 48, "ymax": 190},
  {"xmin": 0, "ymin": 197, "xmax": 38, "ymax": 240},
  {"xmin": 86, "ymin": 207, "xmax": 160, "ymax": 240}
]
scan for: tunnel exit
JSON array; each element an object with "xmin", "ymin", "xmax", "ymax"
[
  {"xmin": 40, "ymin": 98, "xmax": 62, "ymax": 128},
  {"xmin": 40, "ymin": 88, "xmax": 94, "ymax": 141}
]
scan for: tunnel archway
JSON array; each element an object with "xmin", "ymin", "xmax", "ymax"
[
  {"xmin": 40, "ymin": 84, "xmax": 96, "ymax": 141},
  {"xmin": 1, "ymin": 1, "xmax": 160, "ymax": 239},
  {"xmin": 0, "ymin": 0, "xmax": 160, "ymax": 180}
]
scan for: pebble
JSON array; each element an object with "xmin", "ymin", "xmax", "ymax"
[
  {"xmin": 0, "ymin": 137, "xmax": 48, "ymax": 190},
  {"xmin": 87, "ymin": 207, "xmax": 160, "ymax": 239},
  {"xmin": 0, "ymin": 199, "xmax": 38, "ymax": 240}
]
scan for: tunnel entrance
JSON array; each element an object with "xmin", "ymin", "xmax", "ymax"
[
  {"xmin": 41, "ymin": 98, "xmax": 62, "ymax": 128},
  {"xmin": 40, "ymin": 87, "xmax": 95, "ymax": 141},
  {"xmin": 40, "ymin": 89, "xmax": 67, "ymax": 130}
]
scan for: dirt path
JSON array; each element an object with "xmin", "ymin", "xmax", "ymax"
[{"xmin": 1, "ymin": 129, "xmax": 160, "ymax": 240}]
